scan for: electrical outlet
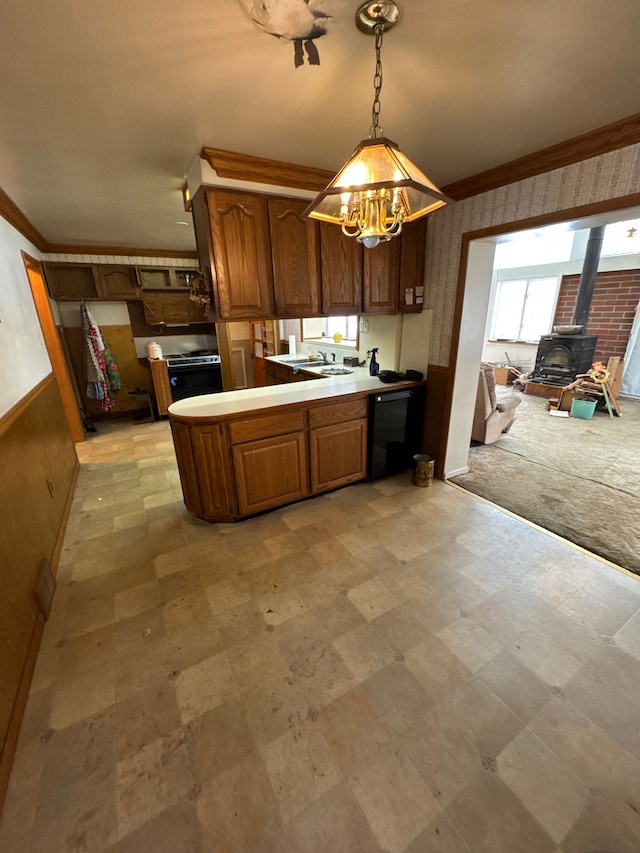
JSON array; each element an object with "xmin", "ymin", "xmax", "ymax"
[{"xmin": 359, "ymin": 319, "xmax": 369, "ymax": 333}]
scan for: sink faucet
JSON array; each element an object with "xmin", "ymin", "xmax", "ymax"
[{"xmin": 317, "ymin": 350, "xmax": 328, "ymax": 363}]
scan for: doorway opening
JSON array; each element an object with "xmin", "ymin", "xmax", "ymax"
[{"xmin": 444, "ymin": 207, "xmax": 640, "ymax": 573}]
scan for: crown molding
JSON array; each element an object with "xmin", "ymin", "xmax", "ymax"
[
  {"xmin": 442, "ymin": 113, "xmax": 640, "ymax": 201},
  {"xmin": 0, "ymin": 187, "xmax": 48, "ymax": 250},
  {"xmin": 0, "ymin": 187, "xmax": 197, "ymax": 259},
  {"xmin": 4, "ymin": 118, "xmax": 640, "ymax": 255},
  {"xmin": 201, "ymin": 147, "xmax": 335, "ymax": 193}
]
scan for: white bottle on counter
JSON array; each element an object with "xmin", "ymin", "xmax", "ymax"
[{"xmin": 146, "ymin": 341, "xmax": 162, "ymax": 359}]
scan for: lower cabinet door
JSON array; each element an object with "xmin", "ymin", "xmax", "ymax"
[
  {"xmin": 233, "ymin": 432, "xmax": 308, "ymax": 516},
  {"xmin": 309, "ymin": 418, "xmax": 368, "ymax": 493},
  {"xmin": 191, "ymin": 424, "xmax": 235, "ymax": 519},
  {"xmin": 170, "ymin": 421, "xmax": 201, "ymax": 515}
]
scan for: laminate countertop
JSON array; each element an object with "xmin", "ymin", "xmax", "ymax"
[{"xmin": 168, "ymin": 369, "xmax": 421, "ymax": 420}]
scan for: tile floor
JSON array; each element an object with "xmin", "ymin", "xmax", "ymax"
[{"xmin": 1, "ymin": 419, "xmax": 639, "ymax": 852}]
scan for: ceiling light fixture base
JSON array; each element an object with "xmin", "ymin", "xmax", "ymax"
[{"xmin": 355, "ymin": 1, "xmax": 400, "ymax": 34}]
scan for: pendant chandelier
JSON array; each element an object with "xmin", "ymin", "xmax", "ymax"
[{"xmin": 305, "ymin": 0, "xmax": 450, "ymax": 249}]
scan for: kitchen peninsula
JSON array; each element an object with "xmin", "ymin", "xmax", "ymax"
[{"xmin": 168, "ymin": 368, "xmax": 425, "ymax": 522}]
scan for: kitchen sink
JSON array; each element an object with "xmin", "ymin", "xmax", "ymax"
[{"xmin": 274, "ymin": 356, "xmax": 330, "ymax": 367}]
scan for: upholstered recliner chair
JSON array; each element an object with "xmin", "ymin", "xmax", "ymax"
[{"xmin": 471, "ymin": 363, "xmax": 522, "ymax": 444}]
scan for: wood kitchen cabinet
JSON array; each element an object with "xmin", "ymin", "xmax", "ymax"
[
  {"xmin": 308, "ymin": 399, "xmax": 368, "ymax": 492},
  {"xmin": 170, "ymin": 420, "xmax": 236, "ymax": 518},
  {"xmin": 233, "ymin": 433, "xmax": 308, "ymax": 516},
  {"xmin": 206, "ymin": 188, "xmax": 275, "ymax": 320},
  {"xmin": 398, "ymin": 218, "xmax": 428, "ymax": 313},
  {"xmin": 268, "ymin": 196, "xmax": 321, "ymax": 317},
  {"xmin": 169, "ymin": 380, "xmax": 422, "ymax": 521},
  {"xmin": 319, "ymin": 223, "xmax": 363, "ymax": 315},
  {"xmin": 43, "ymin": 262, "xmax": 207, "ymax": 311},
  {"xmin": 361, "ymin": 219, "xmax": 427, "ymax": 313},
  {"xmin": 95, "ymin": 265, "xmax": 140, "ymax": 299},
  {"xmin": 44, "ymin": 261, "xmax": 136, "ymax": 301},
  {"xmin": 229, "ymin": 410, "xmax": 308, "ymax": 515},
  {"xmin": 138, "ymin": 267, "xmax": 200, "ymax": 289},
  {"xmin": 191, "ymin": 184, "xmax": 427, "ymax": 321},
  {"xmin": 148, "ymin": 358, "xmax": 172, "ymax": 416},
  {"xmin": 264, "ymin": 361, "xmax": 322, "ymax": 385},
  {"xmin": 142, "ymin": 290, "xmax": 205, "ymax": 325},
  {"xmin": 43, "ymin": 263, "xmax": 99, "ymax": 300},
  {"xmin": 363, "ymin": 238, "xmax": 400, "ymax": 314},
  {"xmin": 190, "ymin": 424, "xmax": 235, "ymax": 518},
  {"xmin": 169, "ymin": 421, "xmax": 201, "ymax": 512}
]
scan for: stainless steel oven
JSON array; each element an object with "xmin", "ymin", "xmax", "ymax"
[{"xmin": 166, "ymin": 351, "xmax": 223, "ymax": 402}]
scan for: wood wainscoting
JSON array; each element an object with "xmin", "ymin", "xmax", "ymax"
[
  {"xmin": 0, "ymin": 375, "xmax": 79, "ymax": 811},
  {"xmin": 423, "ymin": 364, "xmax": 451, "ymax": 480}
]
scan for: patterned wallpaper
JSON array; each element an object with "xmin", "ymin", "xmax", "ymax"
[{"xmin": 426, "ymin": 143, "xmax": 640, "ymax": 366}]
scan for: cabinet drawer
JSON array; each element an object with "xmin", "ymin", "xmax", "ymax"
[
  {"xmin": 308, "ymin": 398, "xmax": 368, "ymax": 428},
  {"xmin": 229, "ymin": 410, "xmax": 305, "ymax": 444}
]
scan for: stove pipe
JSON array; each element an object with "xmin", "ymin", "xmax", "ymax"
[{"xmin": 572, "ymin": 225, "xmax": 605, "ymax": 329}]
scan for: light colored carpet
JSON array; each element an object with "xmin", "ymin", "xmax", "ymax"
[{"xmin": 450, "ymin": 387, "xmax": 640, "ymax": 575}]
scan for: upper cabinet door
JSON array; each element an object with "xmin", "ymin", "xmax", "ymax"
[
  {"xmin": 95, "ymin": 265, "xmax": 141, "ymax": 299},
  {"xmin": 207, "ymin": 189, "xmax": 275, "ymax": 320},
  {"xmin": 44, "ymin": 263, "xmax": 98, "ymax": 300},
  {"xmin": 268, "ymin": 197, "xmax": 321, "ymax": 317},
  {"xmin": 319, "ymin": 224, "xmax": 363, "ymax": 315},
  {"xmin": 363, "ymin": 238, "xmax": 400, "ymax": 314},
  {"xmin": 398, "ymin": 218, "xmax": 428, "ymax": 313}
]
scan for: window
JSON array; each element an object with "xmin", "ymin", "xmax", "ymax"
[
  {"xmin": 301, "ymin": 315, "xmax": 358, "ymax": 348},
  {"xmin": 490, "ymin": 277, "xmax": 559, "ymax": 341},
  {"xmin": 493, "ymin": 227, "xmax": 574, "ymax": 268},
  {"xmin": 601, "ymin": 219, "xmax": 640, "ymax": 256}
]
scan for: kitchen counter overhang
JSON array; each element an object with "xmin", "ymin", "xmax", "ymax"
[
  {"xmin": 167, "ymin": 370, "xmax": 399, "ymax": 420},
  {"xmin": 168, "ymin": 373, "xmax": 425, "ymax": 522}
]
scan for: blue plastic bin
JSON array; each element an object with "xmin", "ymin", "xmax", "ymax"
[{"xmin": 570, "ymin": 398, "xmax": 597, "ymax": 420}]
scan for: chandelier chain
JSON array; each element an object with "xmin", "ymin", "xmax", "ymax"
[{"xmin": 370, "ymin": 24, "xmax": 384, "ymax": 138}]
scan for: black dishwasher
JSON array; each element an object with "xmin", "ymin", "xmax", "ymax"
[{"xmin": 367, "ymin": 386, "xmax": 426, "ymax": 480}]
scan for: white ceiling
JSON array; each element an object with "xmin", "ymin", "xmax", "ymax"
[{"xmin": 1, "ymin": 0, "xmax": 639, "ymax": 252}]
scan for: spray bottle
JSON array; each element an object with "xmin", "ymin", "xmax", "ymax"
[{"xmin": 368, "ymin": 348, "xmax": 380, "ymax": 377}]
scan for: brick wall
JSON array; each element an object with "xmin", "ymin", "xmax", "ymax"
[{"xmin": 554, "ymin": 269, "xmax": 640, "ymax": 360}]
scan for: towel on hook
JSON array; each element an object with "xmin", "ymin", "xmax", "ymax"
[{"xmin": 80, "ymin": 303, "xmax": 121, "ymax": 412}]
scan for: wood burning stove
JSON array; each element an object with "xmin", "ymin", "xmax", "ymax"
[
  {"xmin": 529, "ymin": 334, "xmax": 598, "ymax": 386},
  {"xmin": 528, "ymin": 225, "xmax": 603, "ymax": 387}
]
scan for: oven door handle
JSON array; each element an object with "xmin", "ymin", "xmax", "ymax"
[{"xmin": 167, "ymin": 363, "xmax": 220, "ymax": 370}]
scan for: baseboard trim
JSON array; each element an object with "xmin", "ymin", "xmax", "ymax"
[
  {"xmin": 445, "ymin": 466, "xmax": 469, "ymax": 478},
  {"xmin": 50, "ymin": 456, "xmax": 80, "ymax": 577},
  {"xmin": 0, "ymin": 613, "xmax": 45, "ymax": 814}
]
